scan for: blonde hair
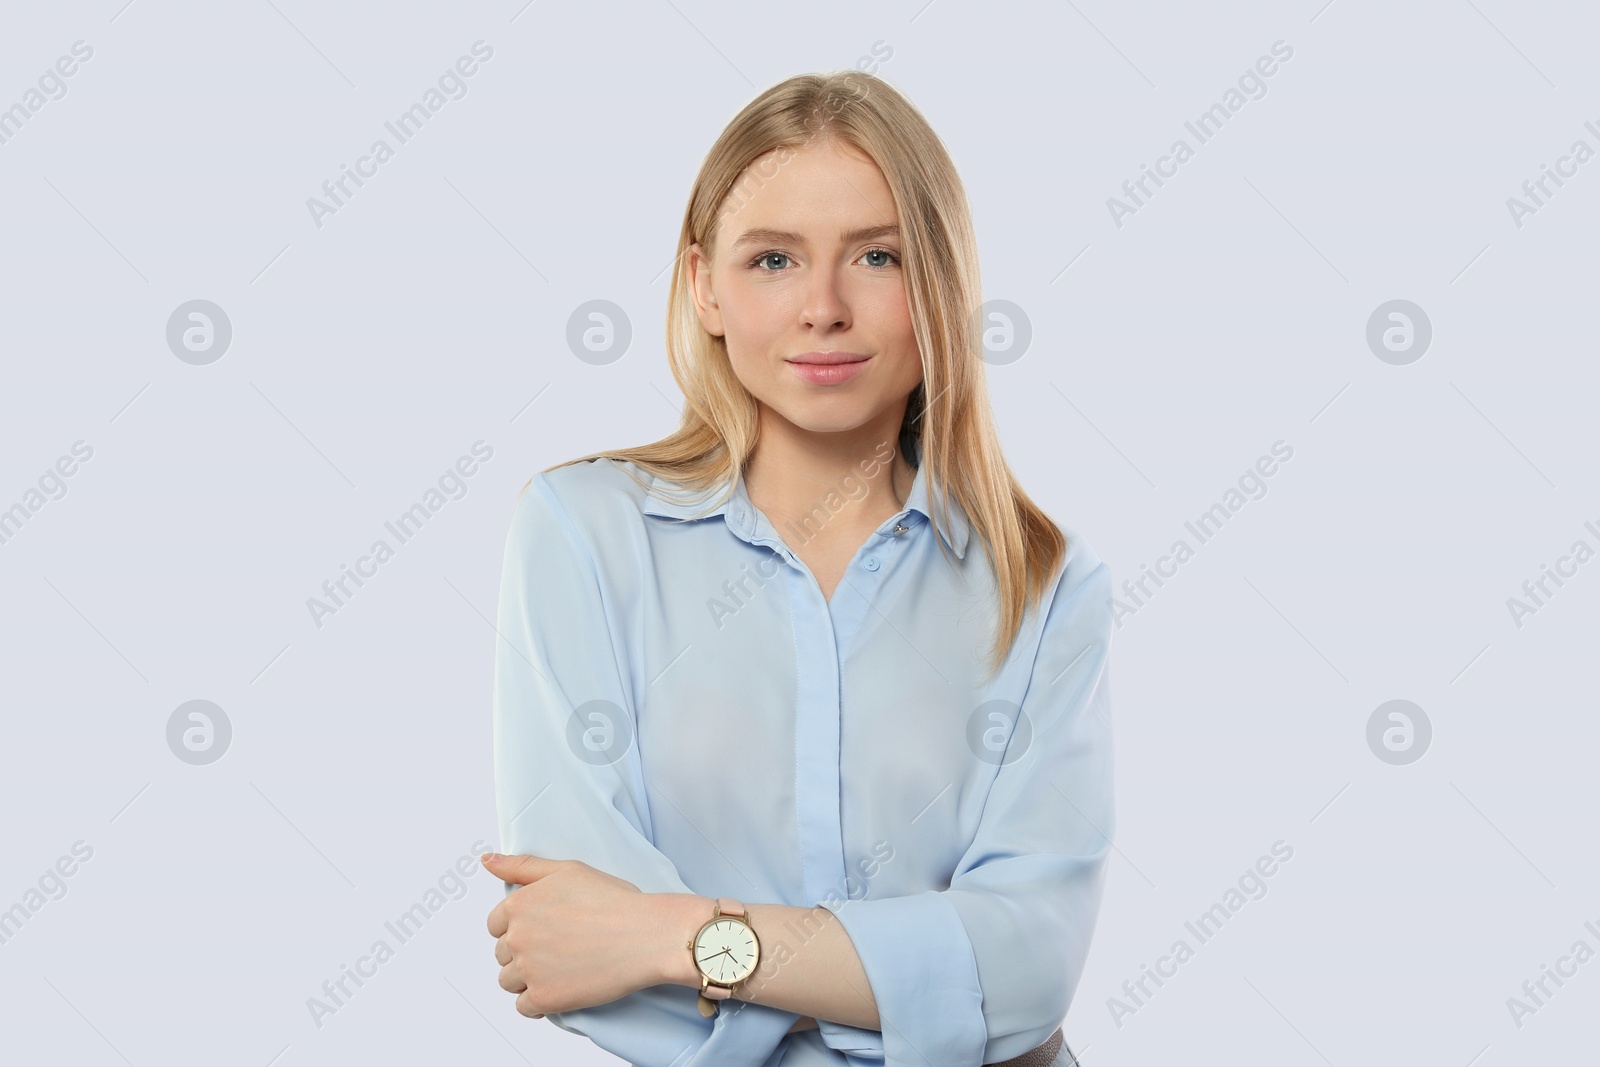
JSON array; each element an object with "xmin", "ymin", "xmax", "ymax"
[{"xmin": 523, "ymin": 70, "xmax": 1068, "ymax": 675}]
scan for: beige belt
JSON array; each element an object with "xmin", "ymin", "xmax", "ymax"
[{"xmin": 985, "ymin": 1026, "xmax": 1066, "ymax": 1067}]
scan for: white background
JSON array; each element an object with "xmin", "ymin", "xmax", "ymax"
[{"xmin": 1, "ymin": 1, "xmax": 1596, "ymax": 1064}]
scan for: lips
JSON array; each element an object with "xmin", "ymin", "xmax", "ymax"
[
  {"xmin": 786, "ymin": 352, "xmax": 870, "ymax": 365},
  {"xmin": 786, "ymin": 355, "xmax": 870, "ymax": 385}
]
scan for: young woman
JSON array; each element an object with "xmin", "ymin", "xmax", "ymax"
[{"xmin": 483, "ymin": 70, "xmax": 1112, "ymax": 1067}]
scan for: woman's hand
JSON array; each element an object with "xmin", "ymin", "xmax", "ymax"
[{"xmin": 482, "ymin": 852, "xmax": 679, "ymax": 1018}]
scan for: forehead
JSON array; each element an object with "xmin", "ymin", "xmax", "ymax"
[{"xmin": 715, "ymin": 138, "xmax": 898, "ymax": 248}]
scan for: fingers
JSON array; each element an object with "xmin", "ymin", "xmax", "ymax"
[
  {"xmin": 483, "ymin": 852, "xmax": 566, "ymax": 886},
  {"xmin": 488, "ymin": 853, "xmax": 525, "ymax": 880},
  {"xmin": 515, "ymin": 990, "xmax": 546, "ymax": 1019},
  {"xmin": 484, "ymin": 880, "xmax": 546, "ymax": 1021},
  {"xmin": 498, "ymin": 963, "xmax": 527, "ymax": 995}
]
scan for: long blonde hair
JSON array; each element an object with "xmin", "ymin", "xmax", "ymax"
[{"xmin": 523, "ymin": 70, "xmax": 1067, "ymax": 675}]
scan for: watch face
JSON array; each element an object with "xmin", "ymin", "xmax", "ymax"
[{"xmin": 693, "ymin": 917, "xmax": 760, "ymax": 985}]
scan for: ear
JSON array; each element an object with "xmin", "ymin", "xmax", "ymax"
[{"xmin": 687, "ymin": 242, "xmax": 725, "ymax": 339}]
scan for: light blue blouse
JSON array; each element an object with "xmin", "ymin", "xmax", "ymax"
[{"xmin": 491, "ymin": 454, "xmax": 1115, "ymax": 1067}]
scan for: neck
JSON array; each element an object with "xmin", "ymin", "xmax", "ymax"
[{"xmin": 742, "ymin": 405, "xmax": 915, "ymax": 538}]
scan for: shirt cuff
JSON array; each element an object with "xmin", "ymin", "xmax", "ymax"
[{"xmin": 819, "ymin": 890, "xmax": 987, "ymax": 1067}]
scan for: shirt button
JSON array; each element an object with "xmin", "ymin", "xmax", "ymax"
[
  {"xmin": 891, "ymin": 523, "xmax": 908, "ymax": 535},
  {"xmin": 864, "ymin": 557, "xmax": 880, "ymax": 571}
]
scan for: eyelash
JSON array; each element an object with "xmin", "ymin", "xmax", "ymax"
[{"xmin": 745, "ymin": 246, "xmax": 902, "ymax": 272}]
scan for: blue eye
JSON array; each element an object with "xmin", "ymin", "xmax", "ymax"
[{"xmin": 746, "ymin": 247, "xmax": 902, "ymax": 272}]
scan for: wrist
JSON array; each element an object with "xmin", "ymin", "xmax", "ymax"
[{"xmin": 654, "ymin": 892, "xmax": 713, "ymax": 988}]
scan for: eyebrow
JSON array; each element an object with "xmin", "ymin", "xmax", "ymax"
[{"xmin": 729, "ymin": 224, "xmax": 900, "ymax": 250}]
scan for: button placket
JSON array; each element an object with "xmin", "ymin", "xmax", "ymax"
[{"xmin": 859, "ymin": 516, "xmax": 909, "ymax": 577}]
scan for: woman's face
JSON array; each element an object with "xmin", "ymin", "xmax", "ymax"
[{"xmin": 689, "ymin": 137, "xmax": 923, "ymax": 440}]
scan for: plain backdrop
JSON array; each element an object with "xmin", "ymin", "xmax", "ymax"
[{"xmin": 1, "ymin": 1, "xmax": 1596, "ymax": 1064}]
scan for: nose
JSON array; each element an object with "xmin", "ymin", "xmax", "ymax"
[{"xmin": 799, "ymin": 263, "xmax": 850, "ymax": 331}]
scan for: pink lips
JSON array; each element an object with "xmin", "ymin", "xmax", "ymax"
[{"xmin": 786, "ymin": 351, "xmax": 870, "ymax": 385}]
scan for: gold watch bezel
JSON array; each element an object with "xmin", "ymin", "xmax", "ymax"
[{"xmin": 687, "ymin": 907, "xmax": 762, "ymax": 989}]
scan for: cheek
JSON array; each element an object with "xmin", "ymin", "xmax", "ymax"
[
  {"xmin": 873, "ymin": 291, "xmax": 922, "ymax": 382},
  {"xmin": 721, "ymin": 315, "xmax": 771, "ymax": 374},
  {"xmin": 719, "ymin": 281, "xmax": 793, "ymax": 350},
  {"xmin": 875, "ymin": 301, "xmax": 918, "ymax": 366},
  {"xmin": 718, "ymin": 298, "xmax": 777, "ymax": 385},
  {"xmin": 887, "ymin": 349, "xmax": 924, "ymax": 393},
  {"xmin": 863, "ymin": 284, "xmax": 914, "ymax": 340},
  {"xmin": 724, "ymin": 344, "xmax": 762, "ymax": 389}
]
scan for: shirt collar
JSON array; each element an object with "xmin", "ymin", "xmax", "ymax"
[{"xmin": 640, "ymin": 459, "xmax": 970, "ymax": 560}]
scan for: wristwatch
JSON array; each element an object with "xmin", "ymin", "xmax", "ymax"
[{"xmin": 687, "ymin": 896, "xmax": 761, "ymax": 1017}]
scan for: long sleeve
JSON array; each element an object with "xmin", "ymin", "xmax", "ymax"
[
  {"xmin": 491, "ymin": 472, "xmax": 801, "ymax": 1067},
  {"xmin": 816, "ymin": 553, "xmax": 1116, "ymax": 1067}
]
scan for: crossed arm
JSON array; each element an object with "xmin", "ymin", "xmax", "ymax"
[{"xmin": 482, "ymin": 850, "xmax": 877, "ymax": 1031}]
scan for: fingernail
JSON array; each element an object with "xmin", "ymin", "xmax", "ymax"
[{"xmin": 480, "ymin": 852, "xmax": 499, "ymax": 863}]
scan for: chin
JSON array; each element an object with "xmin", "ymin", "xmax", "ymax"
[{"xmin": 772, "ymin": 404, "xmax": 881, "ymax": 435}]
